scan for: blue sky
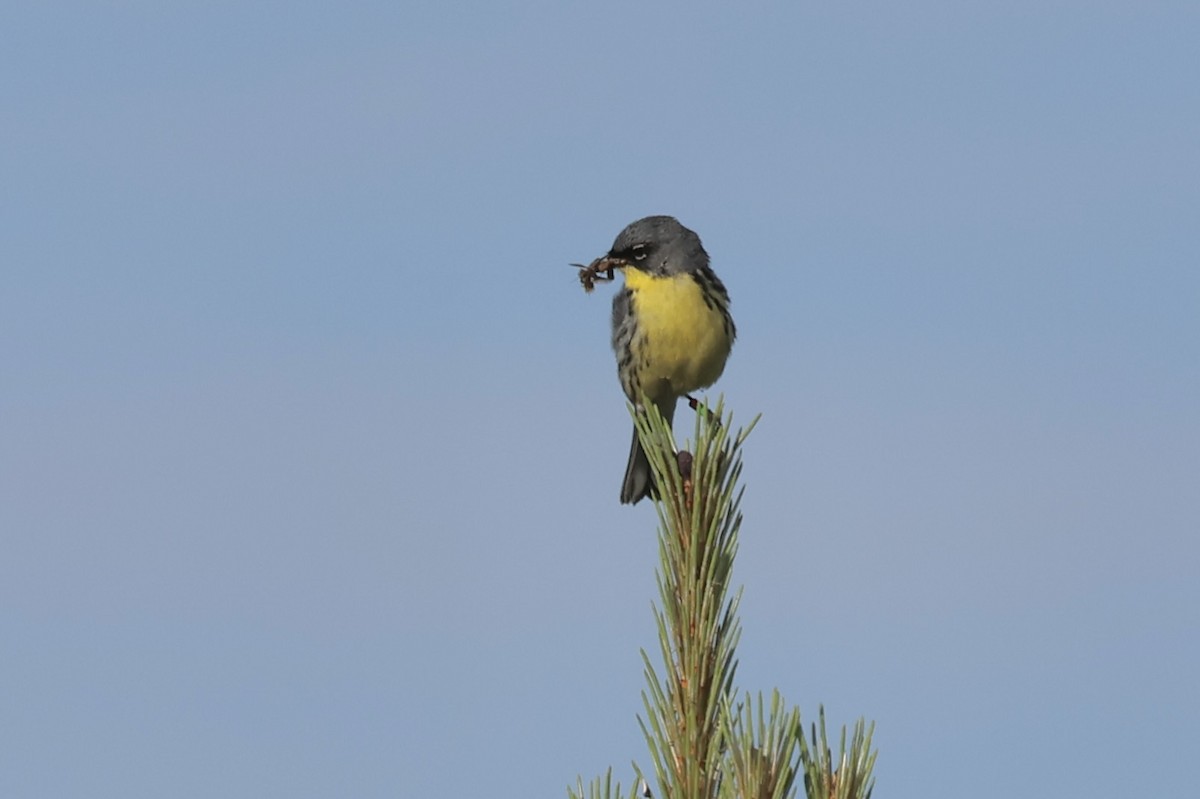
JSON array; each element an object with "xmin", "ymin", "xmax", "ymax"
[{"xmin": 2, "ymin": 1, "xmax": 1197, "ymax": 796}]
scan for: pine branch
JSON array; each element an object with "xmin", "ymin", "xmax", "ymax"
[
  {"xmin": 569, "ymin": 398, "xmax": 877, "ymax": 799},
  {"xmin": 797, "ymin": 707, "xmax": 876, "ymax": 799},
  {"xmin": 721, "ymin": 690, "xmax": 802, "ymax": 799},
  {"xmin": 635, "ymin": 398, "xmax": 753, "ymax": 799}
]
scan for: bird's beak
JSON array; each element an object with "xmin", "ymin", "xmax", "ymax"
[{"xmin": 595, "ymin": 253, "xmax": 631, "ymax": 271}]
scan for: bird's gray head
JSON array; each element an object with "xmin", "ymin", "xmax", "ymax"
[{"xmin": 606, "ymin": 215, "xmax": 709, "ymax": 277}]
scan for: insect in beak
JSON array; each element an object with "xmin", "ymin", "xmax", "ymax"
[{"xmin": 570, "ymin": 256, "xmax": 622, "ymax": 293}]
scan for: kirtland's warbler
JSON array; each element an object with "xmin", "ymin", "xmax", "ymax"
[{"xmin": 586, "ymin": 216, "xmax": 736, "ymax": 504}]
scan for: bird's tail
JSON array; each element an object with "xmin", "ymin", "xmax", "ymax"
[{"xmin": 620, "ymin": 399, "xmax": 676, "ymax": 505}]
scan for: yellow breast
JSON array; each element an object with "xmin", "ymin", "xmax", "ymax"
[{"xmin": 623, "ymin": 267, "xmax": 732, "ymax": 398}]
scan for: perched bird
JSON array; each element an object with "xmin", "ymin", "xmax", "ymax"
[{"xmin": 589, "ymin": 216, "xmax": 736, "ymax": 504}]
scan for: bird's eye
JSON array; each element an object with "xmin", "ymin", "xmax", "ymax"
[{"xmin": 631, "ymin": 243, "xmax": 648, "ymax": 261}]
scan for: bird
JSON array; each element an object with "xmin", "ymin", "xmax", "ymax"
[{"xmin": 588, "ymin": 216, "xmax": 736, "ymax": 504}]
